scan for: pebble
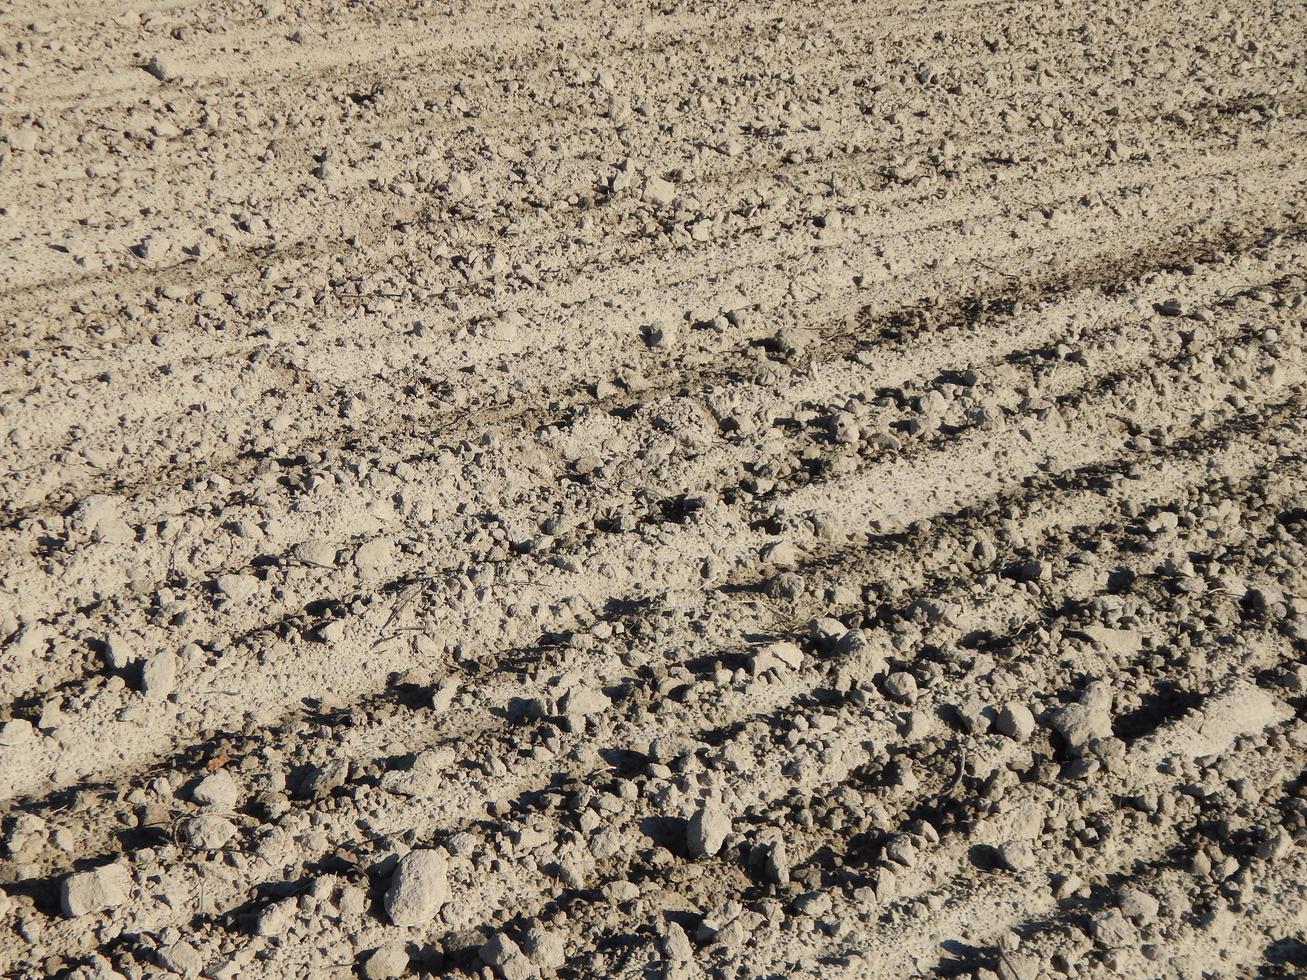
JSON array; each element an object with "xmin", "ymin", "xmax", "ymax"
[
  {"xmin": 882, "ymin": 672, "xmax": 918, "ymax": 703},
  {"xmin": 994, "ymin": 702, "xmax": 1036, "ymax": 741},
  {"xmin": 384, "ymin": 849, "xmax": 449, "ymax": 926},
  {"xmin": 183, "ymin": 815, "xmax": 236, "ymax": 850},
  {"xmin": 663, "ymin": 922, "xmax": 694, "ymax": 963},
  {"xmin": 481, "ymin": 933, "xmax": 533, "ymax": 980},
  {"xmin": 141, "ymin": 650, "xmax": 179, "ymax": 699},
  {"xmin": 61, "ymin": 864, "xmax": 131, "ymax": 917},
  {"xmin": 157, "ymin": 940, "xmax": 204, "ymax": 977},
  {"xmin": 189, "ymin": 770, "xmax": 240, "ymax": 809},
  {"xmin": 145, "ymin": 55, "xmax": 184, "ymax": 82},
  {"xmin": 687, "ymin": 799, "xmax": 731, "ymax": 857},
  {"xmin": 1089, "ymin": 908, "xmax": 1136, "ymax": 948},
  {"xmin": 361, "ymin": 942, "xmax": 409, "ymax": 980},
  {"xmin": 644, "ymin": 176, "xmax": 676, "ymax": 207},
  {"xmin": 1118, "ymin": 888, "xmax": 1160, "ymax": 925}
]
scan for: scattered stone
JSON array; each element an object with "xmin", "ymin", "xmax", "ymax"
[
  {"xmin": 663, "ymin": 922, "xmax": 694, "ymax": 963},
  {"xmin": 385, "ymin": 849, "xmax": 450, "ymax": 926},
  {"xmin": 141, "ymin": 650, "xmax": 179, "ymax": 699},
  {"xmin": 687, "ymin": 799, "xmax": 731, "ymax": 858},
  {"xmin": 189, "ymin": 770, "xmax": 240, "ymax": 809},
  {"xmin": 994, "ymin": 702, "xmax": 1036, "ymax": 741},
  {"xmin": 481, "ymin": 933, "xmax": 533, "ymax": 980},
  {"xmin": 61, "ymin": 864, "xmax": 131, "ymax": 917},
  {"xmin": 361, "ymin": 942, "xmax": 409, "ymax": 980},
  {"xmin": 145, "ymin": 55, "xmax": 184, "ymax": 82},
  {"xmin": 157, "ymin": 940, "xmax": 204, "ymax": 977},
  {"xmin": 182, "ymin": 815, "xmax": 236, "ymax": 850},
  {"xmin": 883, "ymin": 672, "xmax": 918, "ymax": 703},
  {"xmin": 1089, "ymin": 908, "xmax": 1136, "ymax": 948}
]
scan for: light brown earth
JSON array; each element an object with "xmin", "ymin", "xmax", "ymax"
[{"xmin": 2, "ymin": 0, "xmax": 1306, "ymax": 977}]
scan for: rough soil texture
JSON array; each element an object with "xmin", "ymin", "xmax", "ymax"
[{"xmin": 2, "ymin": 0, "xmax": 1307, "ymax": 978}]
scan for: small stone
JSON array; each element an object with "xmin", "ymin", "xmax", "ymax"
[
  {"xmin": 145, "ymin": 55, "xmax": 184, "ymax": 82},
  {"xmin": 157, "ymin": 940, "xmax": 204, "ymax": 977},
  {"xmin": 61, "ymin": 864, "xmax": 131, "ymax": 917},
  {"xmin": 883, "ymin": 672, "xmax": 918, "ymax": 703},
  {"xmin": 996, "ymin": 840, "xmax": 1036, "ymax": 873},
  {"xmin": 1089, "ymin": 908, "xmax": 1135, "ymax": 948},
  {"xmin": 189, "ymin": 770, "xmax": 240, "ymax": 809},
  {"xmin": 686, "ymin": 800, "xmax": 730, "ymax": 858},
  {"xmin": 385, "ymin": 849, "xmax": 450, "ymax": 926},
  {"xmin": 361, "ymin": 942, "xmax": 409, "ymax": 980},
  {"xmin": 1118, "ymin": 888, "xmax": 1160, "ymax": 925},
  {"xmin": 141, "ymin": 650, "xmax": 179, "ymax": 699},
  {"xmin": 182, "ymin": 815, "xmax": 236, "ymax": 850},
  {"xmin": 481, "ymin": 933, "xmax": 533, "ymax": 980},
  {"xmin": 994, "ymin": 702, "xmax": 1036, "ymax": 741},
  {"xmin": 663, "ymin": 922, "xmax": 694, "ymax": 963}
]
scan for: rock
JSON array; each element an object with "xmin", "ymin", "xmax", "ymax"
[
  {"xmin": 145, "ymin": 55, "xmax": 184, "ymax": 82},
  {"xmin": 644, "ymin": 176, "xmax": 676, "ymax": 207},
  {"xmin": 182, "ymin": 815, "xmax": 236, "ymax": 850},
  {"xmin": 643, "ymin": 319, "xmax": 679, "ymax": 348},
  {"xmin": 190, "ymin": 770, "xmax": 240, "ymax": 809},
  {"xmin": 1118, "ymin": 888, "xmax": 1160, "ymax": 925},
  {"xmin": 883, "ymin": 672, "xmax": 918, "ymax": 703},
  {"xmin": 1089, "ymin": 908, "xmax": 1135, "ymax": 948},
  {"xmin": 763, "ymin": 839, "xmax": 790, "ymax": 886},
  {"xmin": 481, "ymin": 933, "xmax": 533, "ymax": 980},
  {"xmin": 994, "ymin": 702, "xmax": 1036, "ymax": 741},
  {"xmin": 749, "ymin": 640, "xmax": 804, "ymax": 676},
  {"xmin": 522, "ymin": 926, "xmax": 565, "ymax": 970},
  {"xmin": 141, "ymin": 650, "xmax": 179, "ymax": 699},
  {"xmin": 361, "ymin": 942, "xmax": 409, "ymax": 980},
  {"xmin": 0, "ymin": 718, "xmax": 35, "ymax": 746},
  {"xmin": 385, "ymin": 849, "xmax": 449, "ymax": 926},
  {"xmin": 61, "ymin": 864, "xmax": 131, "ymax": 917},
  {"xmin": 996, "ymin": 840, "xmax": 1036, "ymax": 873},
  {"xmin": 104, "ymin": 633, "xmax": 136, "ymax": 671},
  {"xmin": 157, "ymin": 940, "xmax": 204, "ymax": 977},
  {"xmin": 686, "ymin": 800, "xmax": 730, "ymax": 858},
  {"xmin": 663, "ymin": 922, "xmax": 694, "ymax": 963},
  {"xmin": 1046, "ymin": 684, "xmax": 1112, "ymax": 753}
]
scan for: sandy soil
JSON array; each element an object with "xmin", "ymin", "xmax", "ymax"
[{"xmin": 2, "ymin": 0, "xmax": 1306, "ymax": 977}]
